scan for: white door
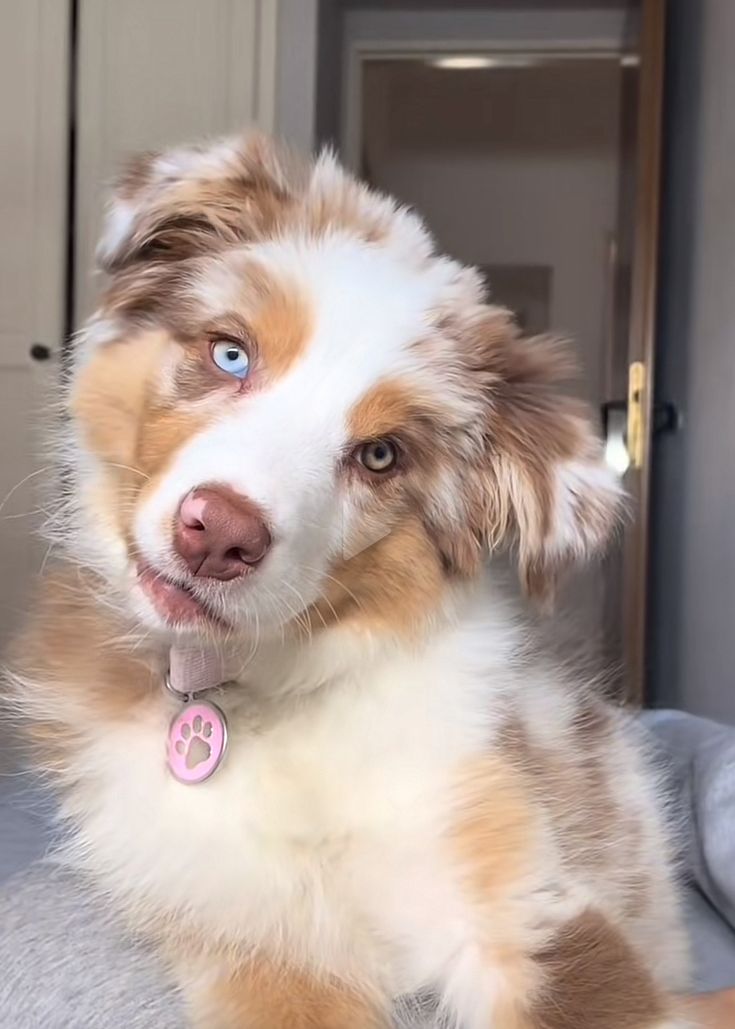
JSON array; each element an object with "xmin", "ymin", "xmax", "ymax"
[
  {"xmin": 0, "ymin": 0, "xmax": 70, "ymax": 646},
  {"xmin": 74, "ymin": 0, "xmax": 280, "ymax": 321}
]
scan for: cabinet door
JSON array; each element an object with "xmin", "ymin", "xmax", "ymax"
[
  {"xmin": 75, "ymin": 0, "xmax": 279, "ymax": 321},
  {"xmin": 0, "ymin": 0, "xmax": 70, "ymax": 645}
]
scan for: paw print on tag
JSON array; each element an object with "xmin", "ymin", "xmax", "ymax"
[
  {"xmin": 176, "ymin": 713, "xmax": 213, "ymax": 769},
  {"xmin": 167, "ymin": 701, "xmax": 228, "ymax": 785}
]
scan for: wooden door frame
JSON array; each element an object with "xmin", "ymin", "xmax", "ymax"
[{"xmin": 621, "ymin": 0, "xmax": 667, "ymax": 703}]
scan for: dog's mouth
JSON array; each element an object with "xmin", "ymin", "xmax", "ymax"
[{"xmin": 136, "ymin": 564, "xmax": 229, "ymax": 629}]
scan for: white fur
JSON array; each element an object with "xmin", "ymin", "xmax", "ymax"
[
  {"xmin": 60, "ymin": 588, "xmax": 510, "ymax": 983},
  {"xmin": 96, "ymin": 199, "xmax": 138, "ymax": 267},
  {"xmin": 550, "ymin": 456, "xmax": 624, "ymax": 558}
]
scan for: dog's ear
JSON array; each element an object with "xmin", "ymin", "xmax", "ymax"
[
  {"xmin": 96, "ymin": 134, "xmax": 295, "ymax": 273},
  {"xmin": 460, "ymin": 306, "xmax": 623, "ymax": 600}
]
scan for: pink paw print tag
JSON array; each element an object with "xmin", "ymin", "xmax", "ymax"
[{"xmin": 167, "ymin": 700, "xmax": 228, "ymax": 784}]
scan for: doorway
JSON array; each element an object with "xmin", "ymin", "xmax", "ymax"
[{"xmin": 331, "ymin": 0, "xmax": 665, "ymax": 700}]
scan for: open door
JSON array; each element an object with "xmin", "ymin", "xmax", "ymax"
[{"xmin": 331, "ymin": 0, "xmax": 666, "ymax": 701}]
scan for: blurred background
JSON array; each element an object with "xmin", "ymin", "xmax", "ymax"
[{"xmin": 0, "ymin": 0, "xmax": 732, "ymax": 723}]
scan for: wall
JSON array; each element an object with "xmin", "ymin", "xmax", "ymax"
[
  {"xmin": 650, "ymin": 0, "xmax": 735, "ymax": 722},
  {"xmin": 275, "ymin": 0, "xmax": 318, "ymax": 149},
  {"xmin": 361, "ymin": 58, "xmax": 623, "ymax": 647},
  {"xmin": 362, "ymin": 61, "xmax": 622, "ymax": 410}
]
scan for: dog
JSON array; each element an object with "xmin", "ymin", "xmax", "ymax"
[{"xmin": 6, "ymin": 133, "xmax": 689, "ymax": 1028}]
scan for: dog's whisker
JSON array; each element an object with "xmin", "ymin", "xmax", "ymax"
[
  {"xmin": 0, "ymin": 466, "xmax": 54, "ymax": 516},
  {"xmin": 105, "ymin": 462, "xmax": 150, "ymax": 481}
]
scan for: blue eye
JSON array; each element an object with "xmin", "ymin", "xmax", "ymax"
[{"xmin": 211, "ymin": 339, "xmax": 250, "ymax": 379}]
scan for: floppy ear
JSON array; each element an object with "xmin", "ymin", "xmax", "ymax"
[
  {"xmin": 96, "ymin": 133, "xmax": 295, "ymax": 273},
  {"xmin": 463, "ymin": 306, "xmax": 623, "ymax": 600}
]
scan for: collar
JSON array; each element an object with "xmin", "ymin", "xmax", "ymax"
[{"xmin": 166, "ymin": 644, "xmax": 229, "ymax": 699}]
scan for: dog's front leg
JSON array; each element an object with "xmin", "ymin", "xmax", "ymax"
[
  {"xmin": 436, "ymin": 906, "xmax": 685, "ymax": 1029},
  {"xmin": 181, "ymin": 954, "xmax": 389, "ymax": 1029}
]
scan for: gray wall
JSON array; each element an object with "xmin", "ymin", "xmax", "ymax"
[
  {"xmin": 276, "ymin": 0, "xmax": 318, "ymax": 150},
  {"xmin": 650, "ymin": 0, "xmax": 735, "ymax": 723}
]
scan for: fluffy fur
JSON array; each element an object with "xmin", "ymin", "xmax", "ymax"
[{"xmin": 5, "ymin": 133, "xmax": 690, "ymax": 1028}]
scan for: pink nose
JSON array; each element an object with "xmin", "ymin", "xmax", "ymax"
[{"xmin": 175, "ymin": 487, "xmax": 271, "ymax": 580}]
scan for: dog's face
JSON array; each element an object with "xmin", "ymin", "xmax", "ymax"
[{"xmin": 66, "ymin": 135, "xmax": 620, "ymax": 641}]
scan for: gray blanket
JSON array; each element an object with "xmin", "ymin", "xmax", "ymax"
[
  {"xmin": 0, "ymin": 711, "xmax": 733, "ymax": 1026},
  {"xmin": 642, "ymin": 709, "xmax": 735, "ymax": 991},
  {"xmin": 643, "ymin": 710, "xmax": 735, "ymax": 933}
]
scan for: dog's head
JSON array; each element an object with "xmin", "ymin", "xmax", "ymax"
[{"xmin": 66, "ymin": 133, "xmax": 621, "ymax": 641}]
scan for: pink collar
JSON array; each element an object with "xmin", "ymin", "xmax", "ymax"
[{"xmin": 166, "ymin": 644, "xmax": 229, "ymax": 699}]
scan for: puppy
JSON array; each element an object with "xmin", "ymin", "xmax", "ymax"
[{"xmin": 7, "ymin": 133, "xmax": 689, "ymax": 1028}]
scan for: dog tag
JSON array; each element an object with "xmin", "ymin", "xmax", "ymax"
[{"xmin": 167, "ymin": 699, "xmax": 228, "ymax": 784}]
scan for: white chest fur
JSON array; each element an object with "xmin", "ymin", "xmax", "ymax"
[{"xmin": 62, "ymin": 628, "xmax": 505, "ymax": 987}]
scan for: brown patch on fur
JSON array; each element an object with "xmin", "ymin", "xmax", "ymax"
[
  {"xmin": 101, "ymin": 256, "xmax": 313, "ymax": 390},
  {"xmin": 241, "ymin": 262, "xmax": 314, "ymax": 380},
  {"xmin": 346, "ymin": 378, "xmax": 487, "ymax": 580},
  {"xmin": 99, "ymin": 137, "xmax": 297, "ymax": 272},
  {"xmin": 301, "ymin": 171, "xmax": 394, "ymax": 247},
  {"xmin": 116, "ymin": 150, "xmax": 156, "ymax": 199},
  {"xmin": 683, "ymin": 989, "xmax": 735, "ymax": 1028},
  {"xmin": 172, "ymin": 342, "xmax": 235, "ymax": 402},
  {"xmin": 98, "ymin": 261, "xmax": 199, "ymax": 333},
  {"xmin": 449, "ymin": 756, "xmax": 549, "ymax": 1026},
  {"xmin": 499, "ymin": 713, "xmax": 622, "ymax": 874},
  {"xmin": 6, "ymin": 569, "xmax": 158, "ymax": 775},
  {"xmin": 451, "ymin": 755, "xmax": 538, "ymax": 900},
  {"xmin": 499, "ymin": 709, "xmax": 661, "ymax": 940},
  {"xmin": 135, "ymin": 405, "xmax": 206, "ymax": 480},
  {"xmin": 72, "ymin": 329, "xmax": 205, "ymax": 479},
  {"xmin": 455, "ymin": 308, "xmax": 620, "ymax": 599},
  {"xmin": 306, "ymin": 515, "xmax": 445, "ymax": 638},
  {"xmin": 348, "ymin": 379, "xmax": 428, "ymax": 442},
  {"xmin": 448, "ymin": 756, "xmax": 669, "ymax": 1028},
  {"xmin": 71, "ymin": 331, "xmax": 171, "ymax": 467},
  {"xmin": 570, "ymin": 693, "xmax": 613, "ymax": 741},
  {"xmin": 71, "ymin": 329, "xmax": 210, "ymax": 542},
  {"xmin": 530, "ymin": 908, "xmax": 667, "ymax": 1028},
  {"xmin": 189, "ymin": 956, "xmax": 388, "ymax": 1029}
]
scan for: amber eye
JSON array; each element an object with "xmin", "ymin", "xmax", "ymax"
[{"xmin": 357, "ymin": 439, "xmax": 398, "ymax": 474}]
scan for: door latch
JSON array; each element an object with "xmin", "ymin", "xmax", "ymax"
[
  {"xmin": 602, "ymin": 364, "xmax": 679, "ymax": 473},
  {"xmin": 626, "ymin": 361, "xmax": 647, "ymax": 470}
]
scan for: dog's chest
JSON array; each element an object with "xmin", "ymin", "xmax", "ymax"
[{"xmin": 70, "ymin": 672, "xmax": 477, "ymax": 969}]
